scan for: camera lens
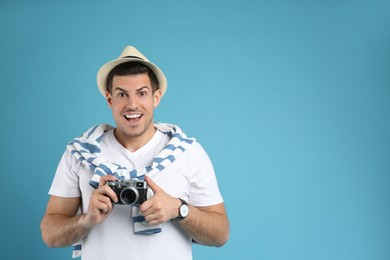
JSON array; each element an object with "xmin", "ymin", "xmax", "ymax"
[{"xmin": 120, "ymin": 187, "xmax": 139, "ymax": 205}]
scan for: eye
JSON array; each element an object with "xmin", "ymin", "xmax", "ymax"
[
  {"xmin": 117, "ymin": 92, "xmax": 128, "ymax": 98},
  {"xmin": 138, "ymin": 91, "xmax": 147, "ymax": 97}
]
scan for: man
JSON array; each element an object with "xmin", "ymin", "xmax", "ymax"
[{"xmin": 41, "ymin": 46, "xmax": 229, "ymax": 259}]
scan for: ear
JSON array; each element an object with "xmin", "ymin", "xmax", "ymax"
[
  {"xmin": 106, "ymin": 91, "xmax": 113, "ymax": 108},
  {"xmin": 153, "ymin": 89, "xmax": 162, "ymax": 108}
]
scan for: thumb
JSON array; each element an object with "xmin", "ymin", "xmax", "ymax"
[{"xmin": 144, "ymin": 176, "xmax": 161, "ymax": 193}]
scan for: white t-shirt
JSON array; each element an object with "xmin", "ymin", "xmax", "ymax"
[{"xmin": 49, "ymin": 128, "xmax": 223, "ymax": 260}]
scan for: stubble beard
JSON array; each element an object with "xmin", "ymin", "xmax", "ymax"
[{"xmin": 118, "ymin": 114, "xmax": 155, "ymax": 140}]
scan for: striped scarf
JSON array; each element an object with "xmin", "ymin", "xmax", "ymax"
[{"xmin": 67, "ymin": 123, "xmax": 194, "ymax": 258}]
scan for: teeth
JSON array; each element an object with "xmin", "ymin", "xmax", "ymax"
[{"xmin": 125, "ymin": 114, "xmax": 141, "ymax": 119}]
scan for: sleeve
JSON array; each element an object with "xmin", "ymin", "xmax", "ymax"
[
  {"xmin": 188, "ymin": 142, "xmax": 224, "ymax": 207},
  {"xmin": 48, "ymin": 149, "xmax": 82, "ymax": 198}
]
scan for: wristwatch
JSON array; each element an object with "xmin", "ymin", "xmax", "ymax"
[{"xmin": 175, "ymin": 198, "xmax": 189, "ymax": 221}]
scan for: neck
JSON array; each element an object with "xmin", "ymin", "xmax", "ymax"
[{"xmin": 114, "ymin": 126, "xmax": 157, "ymax": 152}]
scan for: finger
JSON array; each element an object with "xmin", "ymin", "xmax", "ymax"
[
  {"xmin": 98, "ymin": 175, "xmax": 118, "ymax": 188},
  {"xmin": 144, "ymin": 176, "xmax": 161, "ymax": 193},
  {"xmin": 144, "ymin": 211, "xmax": 165, "ymax": 225},
  {"xmin": 140, "ymin": 197, "xmax": 163, "ymax": 217},
  {"xmin": 93, "ymin": 186, "xmax": 118, "ymax": 204},
  {"xmin": 100, "ymin": 185, "xmax": 119, "ymax": 203},
  {"xmin": 89, "ymin": 191, "xmax": 112, "ymax": 213},
  {"xmin": 95, "ymin": 200, "xmax": 111, "ymax": 214},
  {"xmin": 144, "ymin": 212, "xmax": 159, "ymax": 224},
  {"xmin": 139, "ymin": 196, "xmax": 153, "ymax": 214}
]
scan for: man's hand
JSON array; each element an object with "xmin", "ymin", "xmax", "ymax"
[
  {"xmin": 140, "ymin": 176, "xmax": 181, "ymax": 225},
  {"xmin": 140, "ymin": 176, "xmax": 229, "ymax": 247},
  {"xmin": 81, "ymin": 175, "xmax": 119, "ymax": 227},
  {"xmin": 41, "ymin": 175, "xmax": 119, "ymax": 248}
]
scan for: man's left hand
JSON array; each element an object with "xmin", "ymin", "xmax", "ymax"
[{"xmin": 140, "ymin": 176, "xmax": 181, "ymax": 225}]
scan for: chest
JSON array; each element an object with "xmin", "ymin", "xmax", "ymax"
[{"xmin": 78, "ymin": 149, "xmax": 192, "ymax": 213}]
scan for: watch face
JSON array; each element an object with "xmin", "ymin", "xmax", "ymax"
[{"xmin": 180, "ymin": 204, "xmax": 189, "ymax": 217}]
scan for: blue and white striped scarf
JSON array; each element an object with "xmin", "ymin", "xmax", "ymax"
[{"xmin": 67, "ymin": 123, "xmax": 194, "ymax": 258}]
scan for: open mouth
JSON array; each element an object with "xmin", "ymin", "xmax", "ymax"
[{"xmin": 124, "ymin": 113, "xmax": 142, "ymax": 120}]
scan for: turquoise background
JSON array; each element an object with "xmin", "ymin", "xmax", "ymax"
[{"xmin": 1, "ymin": 0, "xmax": 389, "ymax": 259}]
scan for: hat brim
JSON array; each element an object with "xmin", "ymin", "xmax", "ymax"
[{"xmin": 96, "ymin": 57, "xmax": 167, "ymax": 97}]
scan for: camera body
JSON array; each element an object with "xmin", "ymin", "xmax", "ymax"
[{"xmin": 106, "ymin": 179, "xmax": 148, "ymax": 205}]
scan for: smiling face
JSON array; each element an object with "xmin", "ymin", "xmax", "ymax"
[{"xmin": 106, "ymin": 73, "xmax": 162, "ymax": 151}]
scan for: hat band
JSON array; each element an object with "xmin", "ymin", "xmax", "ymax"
[{"xmin": 122, "ymin": 56, "xmax": 144, "ymax": 60}]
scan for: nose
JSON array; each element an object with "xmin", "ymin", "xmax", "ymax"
[{"xmin": 125, "ymin": 94, "xmax": 138, "ymax": 110}]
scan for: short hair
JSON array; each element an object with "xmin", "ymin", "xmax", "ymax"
[{"xmin": 106, "ymin": 62, "xmax": 159, "ymax": 94}]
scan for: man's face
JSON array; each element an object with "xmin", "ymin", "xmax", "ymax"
[{"xmin": 106, "ymin": 73, "xmax": 162, "ymax": 149}]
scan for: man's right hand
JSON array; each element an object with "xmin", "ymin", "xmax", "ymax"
[
  {"xmin": 82, "ymin": 175, "xmax": 119, "ymax": 227},
  {"xmin": 41, "ymin": 175, "xmax": 120, "ymax": 247}
]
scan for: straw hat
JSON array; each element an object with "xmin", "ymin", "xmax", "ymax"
[{"xmin": 96, "ymin": 46, "xmax": 167, "ymax": 96}]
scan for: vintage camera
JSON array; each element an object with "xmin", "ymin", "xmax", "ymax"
[{"xmin": 106, "ymin": 179, "xmax": 148, "ymax": 205}]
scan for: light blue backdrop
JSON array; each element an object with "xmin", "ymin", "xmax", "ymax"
[{"xmin": 1, "ymin": 0, "xmax": 389, "ymax": 259}]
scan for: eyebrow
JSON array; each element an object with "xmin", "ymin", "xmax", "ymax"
[
  {"xmin": 136, "ymin": 86, "xmax": 150, "ymax": 92},
  {"xmin": 113, "ymin": 87, "xmax": 127, "ymax": 93},
  {"xmin": 113, "ymin": 86, "xmax": 150, "ymax": 92}
]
